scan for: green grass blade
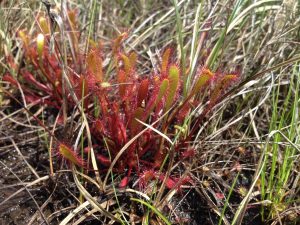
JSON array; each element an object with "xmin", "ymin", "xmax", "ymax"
[{"xmin": 131, "ymin": 198, "xmax": 171, "ymax": 225}]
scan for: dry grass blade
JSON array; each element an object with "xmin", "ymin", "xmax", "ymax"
[
  {"xmin": 72, "ymin": 208, "xmax": 99, "ymax": 225},
  {"xmin": 74, "ymin": 170, "xmax": 102, "ymax": 190},
  {"xmin": 72, "ymin": 166, "xmax": 121, "ymax": 223},
  {"xmin": 124, "ymin": 188, "xmax": 150, "ymax": 201},
  {"xmin": 227, "ymin": 0, "xmax": 280, "ymax": 33},
  {"xmin": 59, "ymin": 200, "xmax": 95, "ymax": 225},
  {"xmin": 129, "ymin": 0, "xmax": 185, "ymax": 48},
  {"xmin": 136, "ymin": 118, "xmax": 173, "ymax": 145}
]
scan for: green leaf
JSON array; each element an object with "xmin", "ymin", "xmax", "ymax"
[{"xmin": 130, "ymin": 198, "xmax": 171, "ymax": 225}]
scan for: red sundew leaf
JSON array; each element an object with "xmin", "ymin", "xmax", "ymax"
[
  {"xmin": 191, "ymin": 68, "xmax": 214, "ymax": 96},
  {"xmin": 137, "ymin": 79, "xmax": 149, "ymax": 107},
  {"xmin": 93, "ymin": 119, "xmax": 108, "ymax": 137},
  {"xmin": 22, "ymin": 71, "xmax": 51, "ymax": 93},
  {"xmin": 215, "ymin": 192, "xmax": 225, "ymax": 200},
  {"xmin": 98, "ymin": 95, "xmax": 109, "ymax": 118},
  {"xmin": 46, "ymin": 54, "xmax": 60, "ymax": 71},
  {"xmin": 141, "ymin": 170, "xmax": 156, "ymax": 183},
  {"xmin": 96, "ymin": 154, "xmax": 111, "ymax": 167},
  {"xmin": 154, "ymin": 148, "xmax": 168, "ymax": 169},
  {"xmin": 125, "ymin": 77, "xmax": 138, "ymax": 100},
  {"xmin": 138, "ymin": 140, "xmax": 154, "ymax": 158},
  {"xmin": 117, "ymin": 69, "xmax": 127, "ymax": 98},
  {"xmin": 161, "ymin": 48, "xmax": 172, "ymax": 75},
  {"xmin": 165, "ymin": 64, "xmax": 180, "ymax": 111},
  {"xmin": 2, "ymin": 74, "xmax": 19, "ymax": 87},
  {"xmin": 130, "ymin": 107, "xmax": 144, "ymax": 134},
  {"xmin": 111, "ymin": 114, "xmax": 127, "ymax": 146},
  {"xmin": 56, "ymin": 114, "xmax": 65, "ymax": 125},
  {"xmin": 159, "ymin": 174, "xmax": 176, "ymax": 189},
  {"xmin": 174, "ymin": 176, "xmax": 194, "ymax": 186},
  {"xmin": 86, "ymin": 47, "xmax": 103, "ymax": 83},
  {"xmin": 5, "ymin": 55, "xmax": 18, "ymax": 71},
  {"xmin": 159, "ymin": 175, "xmax": 194, "ymax": 191},
  {"xmin": 139, "ymin": 170, "xmax": 156, "ymax": 188},
  {"xmin": 129, "ymin": 51, "xmax": 137, "ymax": 71},
  {"xmin": 23, "ymin": 94, "xmax": 59, "ymax": 108},
  {"xmin": 83, "ymin": 145, "xmax": 99, "ymax": 155},
  {"xmin": 112, "ymin": 32, "xmax": 128, "ymax": 55},
  {"xmin": 58, "ymin": 143, "xmax": 85, "ymax": 167},
  {"xmin": 210, "ymin": 74, "xmax": 238, "ymax": 106},
  {"xmin": 119, "ymin": 53, "xmax": 131, "ymax": 76},
  {"xmin": 84, "ymin": 147, "xmax": 90, "ymax": 154},
  {"xmin": 181, "ymin": 148, "xmax": 196, "ymax": 159},
  {"xmin": 118, "ymin": 120, "xmax": 127, "ymax": 144},
  {"xmin": 27, "ymin": 45, "xmax": 38, "ymax": 59},
  {"xmin": 119, "ymin": 176, "xmax": 129, "ymax": 188},
  {"xmin": 167, "ymin": 68, "xmax": 213, "ymax": 126},
  {"xmin": 42, "ymin": 55, "xmax": 61, "ymax": 86},
  {"xmin": 142, "ymin": 130, "xmax": 151, "ymax": 142},
  {"xmin": 82, "ymin": 72, "xmax": 98, "ymax": 92},
  {"xmin": 127, "ymin": 146, "xmax": 138, "ymax": 169},
  {"xmin": 24, "ymin": 95, "xmax": 40, "ymax": 104},
  {"xmin": 176, "ymin": 101, "xmax": 191, "ymax": 122}
]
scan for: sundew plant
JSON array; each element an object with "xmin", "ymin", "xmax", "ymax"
[{"xmin": 0, "ymin": 0, "xmax": 299, "ymax": 225}]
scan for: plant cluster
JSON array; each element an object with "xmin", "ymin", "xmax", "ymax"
[{"xmin": 3, "ymin": 10, "xmax": 238, "ymax": 190}]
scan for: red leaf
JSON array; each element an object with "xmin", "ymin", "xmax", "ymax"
[
  {"xmin": 96, "ymin": 154, "xmax": 111, "ymax": 166},
  {"xmin": 181, "ymin": 148, "xmax": 196, "ymax": 159},
  {"xmin": 215, "ymin": 192, "xmax": 225, "ymax": 200},
  {"xmin": 58, "ymin": 143, "xmax": 85, "ymax": 168},
  {"xmin": 118, "ymin": 69, "xmax": 127, "ymax": 98},
  {"xmin": 2, "ymin": 74, "xmax": 19, "ymax": 87},
  {"xmin": 119, "ymin": 176, "xmax": 129, "ymax": 188},
  {"xmin": 22, "ymin": 71, "xmax": 51, "ymax": 93},
  {"xmin": 159, "ymin": 174, "xmax": 176, "ymax": 189},
  {"xmin": 137, "ymin": 79, "xmax": 149, "ymax": 107}
]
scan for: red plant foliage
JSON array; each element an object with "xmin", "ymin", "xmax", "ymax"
[{"xmin": 3, "ymin": 12, "xmax": 238, "ymax": 189}]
